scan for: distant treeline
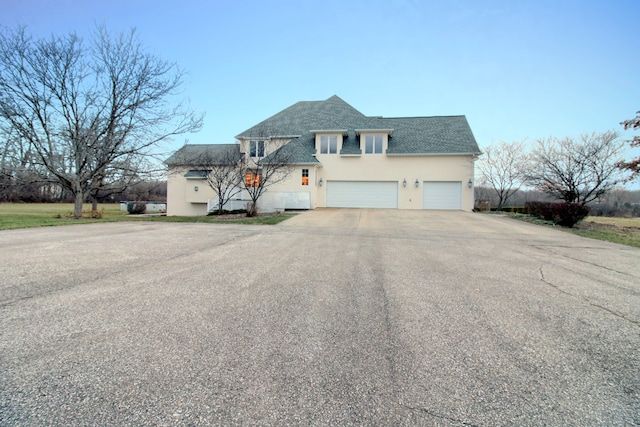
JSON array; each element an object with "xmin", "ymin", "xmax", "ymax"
[
  {"xmin": 475, "ymin": 187, "xmax": 640, "ymax": 217},
  {"xmin": 0, "ymin": 176, "xmax": 166, "ymax": 203}
]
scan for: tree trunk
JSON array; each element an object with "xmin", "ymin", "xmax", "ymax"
[
  {"xmin": 91, "ymin": 197, "xmax": 98, "ymax": 211},
  {"xmin": 73, "ymin": 191, "xmax": 84, "ymax": 218},
  {"xmin": 246, "ymin": 201, "xmax": 258, "ymax": 217}
]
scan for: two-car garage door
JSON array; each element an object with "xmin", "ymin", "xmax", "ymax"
[{"xmin": 326, "ymin": 181, "xmax": 398, "ymax": 208}]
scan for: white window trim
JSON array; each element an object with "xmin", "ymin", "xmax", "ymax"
[
  {"xmin": 319, "ymin": 135, "xmax": 338, "ymax": 154},
  {"xmin": 364, "ymin": 134, "xmax": 384, "ymax": 154},
  {"xmin": 250, "ymin": 140, "xmax": 265, "ymax": 158}
]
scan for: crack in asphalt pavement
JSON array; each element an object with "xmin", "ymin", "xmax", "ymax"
[
  {"xmin": 538, "ymin": 265, "xmax": 640, "ymax": 326},
  {"xmin": 533, "ymin": 244, "xmax": 640, "ymax": 281},
  {"xmin": 402, "ymin": 404, "xmax": 481, "ymax": 426}
]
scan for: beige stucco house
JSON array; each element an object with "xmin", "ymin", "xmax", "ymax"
[{"xmin": 165, "ymin": 95, "xmax": 481, "ymax": 216}]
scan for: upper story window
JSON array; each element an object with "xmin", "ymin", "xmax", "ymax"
[
  {"xmin": 250, "ymin": 140, "xmax": 265, "ymax": 158},
  {"xmin": 320, "ymin": 135, "xmax": 338, "ymax": 154},
  {"xmin": 364, "ymin": 135, "xmax": 383, "ymax": 154}
]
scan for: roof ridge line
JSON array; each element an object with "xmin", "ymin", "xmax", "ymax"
[{"xmin": 371, "ymin": 115, "xmax": 467, "ymax": 119}]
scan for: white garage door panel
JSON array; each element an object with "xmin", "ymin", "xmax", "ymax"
[
  {"xmin": 327, "ymin": 181, "xmax": 398, "ymax": 208},
  {"xmin": 423, "ymin": 181, "xmax": 462, "ymax": 210}
]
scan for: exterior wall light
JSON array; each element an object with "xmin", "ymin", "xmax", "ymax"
[
  {"xmin": 194, "ymin": 186, "xmax": 199, "ymax": 192},
  {"xmin": 415, "ymin": 179, "xmax": 419, "ymax": 188},
  {"xmin": 468, "ymin": 179, "xmax": 473, "ymax": 188},
  {"xmin": 319, "ymin": 178, "xmax": 323, "ymax": 186},
  {"xmin": 402, "ymin": 178, "xmax": 407, "ymax": 187}
]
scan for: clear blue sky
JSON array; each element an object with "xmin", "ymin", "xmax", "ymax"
[{"xmin": 2, "ymin": 0, "xmax": 639, "ymax": 159}]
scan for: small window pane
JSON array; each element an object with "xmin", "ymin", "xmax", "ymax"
[
  {"xmin": 329, "ymin": 136, "xmax": 337, "ymax": 154},
  {"xmin": 250, "ymin": 140, "xmax": 265, "ymax": 157},
  {"xmin": 365, "ymin": 135, "xmax": 373, "ymax": 154},
  {"xmin": 320, "ymin": 136, "xmax": 328, "ymax": 154},
  {"xmin": 374, "ymin": 135, "xmax": 382, "ymax": 153}
]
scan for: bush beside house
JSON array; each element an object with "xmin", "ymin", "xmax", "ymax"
[{"xmin": 525, "ymin": 201, "xmax": 590, "ymax": 228}]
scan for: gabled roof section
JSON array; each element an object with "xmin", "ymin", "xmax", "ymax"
[
  {"xmin": 236, "ymin": 95, "xmax": 366, "ymax": 139},
  {"xmin": 339, "ymin": 131, "xmax": 362, "ymax": 155},
  {"xmin": 378, "ymin": 116, "xmax": 480, "ymax": 155},
  {"xmin": 261, "ymin": 133, "xmax": 320, "ymax": 165},
  {"xmin": 165, "ymin": 144, "xmax": 241, "ymax": 166}
]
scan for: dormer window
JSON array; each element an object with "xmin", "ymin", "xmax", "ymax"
[
  {"xmin": 320, "ymin": 135, "xmax": 338, "ymax": 154},
  {"xmin": 250, "ymin": 140, "xmax": 265, "ymax": 158},
  {"xmin": 364, "ymin": 135, "xmax": 383, "ymax": 154}
]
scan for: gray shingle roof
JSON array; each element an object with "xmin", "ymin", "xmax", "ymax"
[
  {"xmin": 236, "ymin": 95, "xmax": 366, "ymax": 139},
  {"xmin": 236, "ymin": 95, "xmax": 480, "ymax": 157},
  {"xmin": 261, "ymin": 133, "xmax": 320, "ymax": 164},
  {"xmin": 379, "ymin": 116, "xmax": 480, "ymax": 154},
  {"xmin": 339, "ymin": 131, "xmax": 362, "ymax": 155},
  {"xmin": 167, "ymin": 96, "xmax": 480, "ymax": 166},
  {"xmin": 165, "ymin": 144, "xmax": 241, "ymax": 166}
]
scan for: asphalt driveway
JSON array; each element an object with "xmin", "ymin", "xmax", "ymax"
[{"xmin": 1, "ymin": 209, "xmax": 639, "ymax": 426}]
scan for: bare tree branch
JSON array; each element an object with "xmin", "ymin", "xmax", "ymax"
[
  {"xmin": 185, "ymin": 144, "xmax": 245, "ymax": 213},
  {"xmin": 477, "ymin": 140, "xmax": 528, "ymax": 210},
  {"xmin": 525, "ymin": 132, "xmax": 628, "ymax": 204},
  {"xmin": 0, "ymin": 25, "xmax": 203, "ymax": 217},
  {"xmin": 240, "ymin": 131, "xmax": 296, "ymax": 216},
  {"xmin": 619, "ymin": 110, "xmax": 640, "ymax": 178}
]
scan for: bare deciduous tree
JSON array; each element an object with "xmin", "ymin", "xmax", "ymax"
[
  {"xmin": 242, "ymin": 137, "xmax": 295, "ymax": 216},
  {"xmin": 0, "ymin": 25, "xmax": 202, "ymax": 217},
  {"xmin": 193, "ymin": 145, "xmax": 244, "ymax": 213},
  {"xmin": 0, "ymin": 128, "xmax": 50, "ymax": 202},
  {"xmin": 477, "ymin": 140, "xmax": 529, "ymax": 210},
  {"xmin": 619, "ymin": 111, "xmax": 640, "ymax": 178},
  {"xmin": 525, "ymin": 131, "xmax": 628, "ymax": 204}
]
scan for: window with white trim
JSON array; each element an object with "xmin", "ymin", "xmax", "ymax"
[
  {"xmin": 250, "ymin": 140, "xmax": 265, "ymax": 158},
  {"xmin": 320, "ymin": 135, "xmax": 338, "ymax": 154},
  {"xmin": 301, "ymin": 169, "xmax": 309, "ymax": 185},
  {"xmin": 364, "ymin": 135, "xmax": 383, "ymax": 154}
]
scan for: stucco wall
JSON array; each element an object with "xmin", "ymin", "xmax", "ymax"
[
  {"xmin": 167, "ymin": 151, "xmax": 476, "ymax": 215},
  {"xmin": 167, "ymin": 167, "xmax": 216, "ymax": 216},
  {"xmin": 263, "ymin": 166, "xmax": 319, "ymax": 209},
  {"xmin": 314, "ymin": 154, "xmax": 476, "ymax": 211},
  {"xmin": 261, "ymin": 154, "xmax": 476, "ymax": 211}
]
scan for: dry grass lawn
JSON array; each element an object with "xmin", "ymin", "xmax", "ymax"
[
  {"xmin": 582, "ymin": 216, "xmax": 640, "ymax": 228},
  {"xmin": 572, "ymin": 216, "xmax": 640, "ymax": 248}
]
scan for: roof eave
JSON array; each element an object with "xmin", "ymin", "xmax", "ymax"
[
  {"xmin": 309, "ymin": 129, "xmax": 348, "ymax": 136},
  {"xmin": 385, "ymin": 152, "xmax": 481, "ymax": 157},
  {"xmin": 235, "ymin": 134, "xmax": 302, "ymax": 140},
  {"xmin": 355, "ymin": 129, "xmax": 395, "ymax": 136}
]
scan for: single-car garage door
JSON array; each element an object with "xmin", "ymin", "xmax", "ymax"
[
  {"xmin": 423, "ymin": 181, "xmax": 462, "ymax": 210},
  {"xmin": 327, "ymin": 181, "xmax": 398, "ymax": 208}
]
